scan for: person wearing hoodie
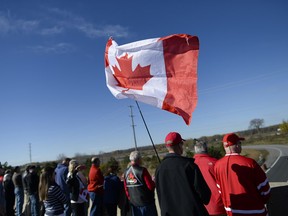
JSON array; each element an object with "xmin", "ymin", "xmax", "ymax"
[{"xmin": 55, "ymin": 158, "xmax": 71, "ymax": 216}]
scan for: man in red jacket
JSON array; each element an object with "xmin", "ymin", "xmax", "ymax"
[
  {"xmin": 194, "ymin": 139, "xmax": 226, "ymax": 216},
  {"xmin": 214, "ymin": 133, "xmax": 271, "ymax": 216},
  {"xmin": 88, "ymin": 157, "xmax": 104, "ymax": 216}
]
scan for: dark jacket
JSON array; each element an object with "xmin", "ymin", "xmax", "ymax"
[
  {"xmin": 104, "ymin": 173, "xmax": 121, "ymax": 204},
  {"xmin": 124, "ymin": 165, "xmax": 155, "ymax": 207},
  {"xmin": 25, "ymin": 172, "xmax": 39, "ymax": 195},
  {"xmin": 155, "ymin": 153, "xmax": 211, "ymax": 216},
  {"xmin": 66, "ymin": 170, "xmax": 80, "ymax": 202}
]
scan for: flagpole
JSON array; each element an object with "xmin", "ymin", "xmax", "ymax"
[{"xmin": 135, "ymin": 101, "xmax": 161, "ymax": 163}]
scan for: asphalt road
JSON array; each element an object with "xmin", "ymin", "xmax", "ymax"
[{"xmin": 243, "ymin": 145, "xmax": 288, "ymax": 182}]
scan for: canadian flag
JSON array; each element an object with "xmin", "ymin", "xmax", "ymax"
[{"xmin": 104, "ymin": 34, "xmax": 199, "ymax": 125}]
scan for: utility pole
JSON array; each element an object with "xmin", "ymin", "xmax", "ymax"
[
  {"xmin": 29, "ymin": 143, "xmax": 32, "ymax": 163},
  {"xmin": 129, "ymin": 105, "xmax": 138, "ymax": 151}
]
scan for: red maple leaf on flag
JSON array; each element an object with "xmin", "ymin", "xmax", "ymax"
[{"xmin": 112, "ymin": 53, "xmax": 152, "ymax": 90}]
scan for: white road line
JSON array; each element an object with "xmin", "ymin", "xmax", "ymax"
[{"xmin": 264, "ymin": 147, "xmax": 282, "ymax": 174}]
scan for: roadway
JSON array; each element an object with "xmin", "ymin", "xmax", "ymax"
[{"xmin": 243, "ymin": 144, "xmax": 288, "ymax": 182}]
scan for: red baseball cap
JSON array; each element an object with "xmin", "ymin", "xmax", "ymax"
[
  {"xmin": 165, "ymin": 132, "xmax": 185, "ymax": 147},
  {"xmin": 223, "ymin": 133, "xmax": 245, "ymax": 147}
]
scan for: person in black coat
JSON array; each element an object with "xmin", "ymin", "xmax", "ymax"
[
  {"xmin": 155, "ymin": 132, "xmax": 211, "ymax": 216},
  {"xmin": 25, "ymin": 165, "xmax": 40, "ymax": 216},
  {"xmin": 4, "ymin": 169, "xmax": 15, "ymax": 216}
]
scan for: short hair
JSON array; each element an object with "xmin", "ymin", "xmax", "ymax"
[
  {"xmin": 129, "ymin": 151, "xmax": 141, "ymax": 162},
  {"xmin": 91, "ymin": 157, "xmax": 100, "ymax": 165},
  {"xmin": 14, "ymin": 166, "xmax": 20, "ymax": 173},
  {"xmin": 62, "ymin": 158, "xmax": 71, "ymax": 164},
  {"xmin": 194, "ymin": 139, "xmax": 208, "ymax": 154}
]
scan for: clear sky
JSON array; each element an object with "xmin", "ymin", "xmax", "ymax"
[{"xmin": 1, "ymin": 0, "xmax": 287, "ymax": 166}]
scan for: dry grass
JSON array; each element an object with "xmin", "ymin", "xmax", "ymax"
[{"xmin": 241, "ymin": 149, "xmax": 269, "ymax": 162}]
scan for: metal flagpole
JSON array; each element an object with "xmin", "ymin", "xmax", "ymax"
[{"xmin": 135, "ymin": 101, "xmax": 161, "ymax": 163}]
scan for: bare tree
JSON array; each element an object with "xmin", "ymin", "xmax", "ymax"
[{"xmin": 249, "ymin": 118, "xmax": 264, "ymax": 133}]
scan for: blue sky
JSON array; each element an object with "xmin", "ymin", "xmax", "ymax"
[{"xmin": 1, "ymin": 0, "xmax": 287, "ymax": 166}]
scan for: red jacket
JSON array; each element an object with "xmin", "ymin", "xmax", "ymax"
[
  {"xmin": 88, "ymin": 164, "xmax": 104, "ymax": 194},
  {"xmin": 194, "ymin": 154, "xmax": 226, "ymax": 215},
  {"xmin": 214, "ymin": 153, "xmax": 270, "ymax": 216}
]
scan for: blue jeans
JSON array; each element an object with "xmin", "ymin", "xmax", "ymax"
[
  {"xmin": 64, "ymin": 193, "xmax": 71, "ymax": 216},
  {"xmin": 131, "ymin": 202, "xmax": 158, "ymax": 216},
  {"xmin": 14, "ymin": 187, "xmax": 24, "ymax": 216},
  {"xmin": 64, "ymin": 202, "xmax": 72, "ymax": 216},
  {"xmin": 29, "ymin": 193, "xmax": 39, "ymax": 216},
  {"xmin": 89, "ymin": 192, "xmax": 103, "ymax": 216}
]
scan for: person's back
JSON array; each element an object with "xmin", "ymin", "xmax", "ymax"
[
  {"xmin": 0, "ymin": 180, "xmax": 5, "ymax": 216},
  {"xmin": 39, "ymin": 167, "xmax": 68, "ymax": 216},
  {"xmin": 55, "ymin": 162, "xmax": 69, "ymax": 194},
  {"xmin": 12, "ymin": 166, "xmax": 24, "ymax": 216},
  {"xmin": 0, "ymin": 166, "xmax": 6, "ymax": 216},
  {"xmin": 26, "ymin": 170, "xmax": 39, "ymax": 195},
  {"xmin": 156, "ymin": 153, "xmax": 210, "ymax": 216},
  {"xmin": 4, "ymin": 170, "xmax": 15, "ymax": 216},
  {"xmin": 12, "ymin": 169, "xmax": 23, "ymax": 189},
  {"xmin": 103, "ymin": 166, "xmax": 122, "ymax": 216},
  {"xmin": 26, "ymin": 165, "xmax": 40, "ymax": 216},
  {"xmin": 155, "ymin": 132, "xmax": 211, "ymax": 216},
  {"xmin": 193, "ymin": 140, "xmax": 226, "ymax": 216},
  {"xmin": 124, "ymin": 151, "xmax": 157, "ymax": 216},
  {"xmin": 55, "ymin": 158, "xmax": 71, "ymax": 216},
  {"xmin": 104, "ymin": 173, "xmax": 121, "ymax": 205},
  {"xmin": 22, "ymin": 167, "xmax": 32, "ymax": 216},
  {"xmin": 87, "ymin": 157, "xmax": 104, "ymax": 216},
  {"xmin": 215, "ymin": 154, "xmax": 270, "ymax": 215},
  {"xmin": 214, "ymin": 133, "xmax": 270, "ymax": 216},
  {"xmin": 124, "ymin": 164, "xmax": 155, "ymax": 207},
  {"xmin": 44, "ymin": 183, "xmax": 67, "ymax": 214}
]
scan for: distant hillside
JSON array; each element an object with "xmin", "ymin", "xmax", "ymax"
[
  {"xmin": 15, "ymin": 123, "xmax": 287, "ymax": 174},
  {"xmin": 80, "ymin": 123, "xmax": 287, "ymax": 164}
]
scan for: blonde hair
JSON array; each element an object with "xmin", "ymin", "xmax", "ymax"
[{"xmin": 68, "ymin": 159, "xmax": 79, "ymax": 174}]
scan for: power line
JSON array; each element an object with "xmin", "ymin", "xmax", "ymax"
[{"xmin": 199, "ymin": 70, "xmax": 287, "ymax": 95}]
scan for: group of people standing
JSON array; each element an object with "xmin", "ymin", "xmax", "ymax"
[
  {"xmin": 52, "ymin": 157, "xmax": 122, "ymax": 216},
  {"xmin": 0, "ymin": 164, "xmax": 40, "ymax": 216},
  {"xmin": 0, "ymin": 156, "xmax": 122, "ymax": 216},
  {"xmin": 0, "ymin": 131, "xmax": 271, "ymax": 216},
  {"xmin": 123, "ymin": 132, "xmax": 271, "ymax": 216}
]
